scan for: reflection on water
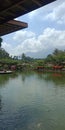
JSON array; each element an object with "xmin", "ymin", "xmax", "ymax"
[
  {"xmin": 0, "ymin": 95, "xmax": 2, "ymax": 110},
  {"xmin": 0, "ymin": 71, "xmax": 65, "ymax": 130},
  {"xmin": 37, "ymin": 72, "xmax": 65, "ymax": 86},
  {"xmin": 0, "ymin": 73, "xmax": 18, "ymax": 86}
]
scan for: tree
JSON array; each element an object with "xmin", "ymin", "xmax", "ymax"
[
  {"xmin": 0, "ymin": 48, "xmax": 9, "ymax": 59},
  {"xmin": 53, "ymin": 49, "xmax": 63, "ymax": 56},
  {"xmin": 0, "ymin": 37, "xmax": 3, "ymax": 48},
  {"xmin": 45, "ymin": 49, "xmax": 65, "ymax": 65},
  {"xmin": 22, "ymin": 53, "xmax": 26, "ymax": 61},
  {"xmin": 45, "ymin": 54, "xmax": 53, "ymax": 63}
]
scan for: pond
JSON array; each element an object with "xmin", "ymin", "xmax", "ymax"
[{"xmin": 0, "ymin": 71, "xmax": 65, "ymax": 130}]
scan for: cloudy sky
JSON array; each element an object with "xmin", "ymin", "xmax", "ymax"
[{"xmin": 2, "ymin": 0, "xmax": 65, "ymax": 58}]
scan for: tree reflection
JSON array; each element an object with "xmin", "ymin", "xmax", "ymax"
[
  {"xmin": 37, "ymin": 72, "xmax": 65, "ymax": 86},
  {"xmin": 21, "ymin": 71, "xmax": 35, "ymax": 82},
  {"xmin": 0, "ymin": 95, "xmax": 2, "ymax": 111},
  {"xmin": 0, "ymin": 73, "xmax": 18, "ymax": 87}
]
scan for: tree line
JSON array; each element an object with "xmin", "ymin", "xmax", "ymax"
[
  {"xmin": 45, "ymin": 49, "xmax": 65, "ymax": 65},
  {"xmin": 0, "ymin": 37, "xmax": 65, "ymax": 66}
]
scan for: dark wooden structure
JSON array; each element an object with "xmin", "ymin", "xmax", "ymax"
[
  {"xmin": 0, "ymin": 0, "xmax": 56, "ymax": 36},
  {"xmin": 0, "ymin": 20, "xmax": 28, "ymax": 36}
]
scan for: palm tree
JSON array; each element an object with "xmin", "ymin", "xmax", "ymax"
[{"xmin": 0, "ymin": 37, "xmax": 3, "ymax": 48}]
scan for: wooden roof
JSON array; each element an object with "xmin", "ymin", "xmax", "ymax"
[
  {"xmin": 0, "ymin": 0, "xmax": 56, "ymax": 36},
  {"xmin": 0, "ymin": 20, "xmax": 28, "ymax": 36}
]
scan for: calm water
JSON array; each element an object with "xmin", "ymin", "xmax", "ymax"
[{"xmin": 0, "ymin": 71, "xmax": 65, "ymax": 130}]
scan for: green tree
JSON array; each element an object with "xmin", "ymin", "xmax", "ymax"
[
  {"xmin": 0, "ymin": 37, "xmax": 3, "ymax": 48},
  {"xmin": 45, "ymin": 54, "xmax": 53, "ymax": 63},
  {"xmin": 22, "ymin": 53, "xmax": 26, "ymax": 61},
  {"xmin": 0, "ymin": 48, "xmax": 9, "ymax": 59},
  {"xmin": 53, "ymin": 49, "xmax": 59, "ymax": 55},
  {"xmin": 45, "ymin": 49, "xmax": 65, "ymax": 65}
]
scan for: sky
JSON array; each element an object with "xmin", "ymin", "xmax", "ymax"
[{"xmin": 2, "ymin": 0, "xmax": 65, "ymax": 58}]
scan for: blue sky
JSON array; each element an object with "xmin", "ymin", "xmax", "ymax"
[{"xmin": 2, "ymin": 0, "xmax": 65, "ymax": 58}]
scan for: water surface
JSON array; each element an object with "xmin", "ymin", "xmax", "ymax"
[{"xmin": 0, "ymin": 71, "xmax": 65, "ymax": 130}]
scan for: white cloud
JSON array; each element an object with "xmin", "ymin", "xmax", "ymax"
[
  {"xmin": 27, "ymin": 0, "xmax": 65, "ymax": 25},
  {"xmin": 2, "ymin": 28, "xmax": 65, "ymax": 58},
  {"xmin": 13, "ymin": 30, "xmax": 36, "ymax": 43},
  {"xmin": 45, "ymin": 1, "xmax": 65, "ymax": 24},
  {"xmin": 2, "ymin": 42, "xmax": 15, "ymax": 56}
]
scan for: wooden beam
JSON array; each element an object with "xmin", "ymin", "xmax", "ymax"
[
  {"xmin": 0, "ymin": 0, "xmax": 26, "ymax": 14},
  {"xmin": 32, "ymin": 0, "xmax": 42, "ymax": 6},
  {"xmin": 0, "ymin": 20, "xmax": 28, "ymax": 36},
  {"xmin": 4, "ymin": 11, "xmax": 15, "ymax": 17},
  {"xmin": 8, "ymin": 20, "xmax": 28, "ymax": 28},
  {"xmin": 0, "ymin": 16, "xmax": 4, "ymax": 19},
  {"xmin": 17, "ymin": 5, "xmax": 27, "ymax": 12}
]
